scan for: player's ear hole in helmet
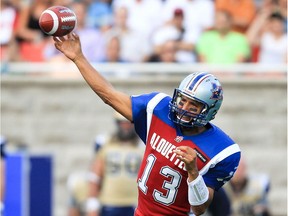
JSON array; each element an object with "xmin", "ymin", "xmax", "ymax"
[{"xmin": 169, "ymin": 72, "xmax": 223, "ymax": 128}]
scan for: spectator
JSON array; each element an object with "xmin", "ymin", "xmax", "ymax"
[
  {"xmin": 102, "ymin": 35, "xmax": 124, "ymax": 62},
  {"xmin": 86, "ymin": 112, "xmax": 143, "ymax": 216},
  {"xmin": 84, "ymin": 0, "xmax": 113, "ymax": 29},
  {"xmin": 53, "ymin": 0, "xmax": 72, "ymax": 6},
  {"xmin": 147, "ymin": 40, "xmax": 178, "ymax": 63},
  {"xmin": 151, "ymin": 8, "xmax": 197, "ymax": 63},
  {"xmin": 259, "ymin": 0, "xmax": 287, "ymax": 30},
  {"xmin": 215, "ymin": 0, "xmax": 256, "ymax": 33},
  {"xmin": 196, "ymin": 10, "xmax": 251, "ymax": 64},
  {"xmin": 15, "ymin": 0, "xmax": 53, "ymax": 62},
  {"xmin": 112, "ymin": 0, "xmax": 163, "ymax": 42},
  {"xmin": 151, "ymin": 22, "xmax": 181, "ymax": 57},
  {"xmin": 104, "ymin": 6, "xmax": 152, "ymax": 62},
  {"xmin": 44, "ymin": 1, "xmax": 106, "ymax": 62},
  {"xmin": 0, "ymin": 0, "xmax": 19, "ymax": 62},
  {"xmin": 278, "ymin": 0, "xmax": 287, "ymax": 32},
  {"xmin": 159, "ymin": 0, "xmax": 184, "ymax": 25},
  {"xmin": 246, "ymin": 11, "xmax": 287, "ymax": 64},
  {"xmin": 153, "ymin": 0, "xmax": 215, "ymax": 63},
  {"xmin": 224, "ymin": 158, "xmax": 271, "ymax": 216},
  {"xmin": 160, "ymin": 0, "xmax": 215, "ymax": 36}
]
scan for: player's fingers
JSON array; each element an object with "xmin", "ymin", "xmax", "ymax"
[
  {"xmin": 72, "ymin": 32, "xmax": 79, "ymax": 40},
  {"xmin": 67, "ymin": 33, "xmax": 73, "ymax": 40},
  {"xmin": 58, "ymin": 36, "xmax": 65, "ymax": 41},
  {"xmin": 54, "ymin": 43, "xmax": 60, "ymax": 50},
  {"xmin": 174, "ymin": 147, "xmax": 197, "ymax": 162},
  {"xmin": 177, "ymin": 146, "xmax": 196, "ymax": 155},
  {"xmin": 53, "ymin": 36, "xmax": 61, "ymax": 42},
  {"xmin": 176, "ymin": 146, "xmax": 189, "ymax": 152},
  {"xmin": 173, "ymin": 148, "xmax": 185, "ymax": 158},
  {"xmin": 175, "ymin": 153, "xmax": 187, "ymax": 162}
]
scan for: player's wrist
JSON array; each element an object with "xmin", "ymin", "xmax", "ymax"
[
  {"xmin": 72, "ymin": 53, "xmax": 85, "ymax": 64},
  {"xmin": 187, "ymin": 170, "xmax": 199, "ymax": 182},
  {"xmin": 187, "ymin": 174, "xmax": 209, "ymax": 206},
  {"xmin": 85, "ymin": 197, "xmax": 101, "ymax": 212}
]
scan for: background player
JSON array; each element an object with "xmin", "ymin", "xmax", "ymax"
[
  {"xmin": 86, "ymin": 112, "xmax": 143, "ymax": 216},
  {"xmin": 224, "ymin": 157, "xmax": 271, "ymax": 216},
  {"xmin": 67, "ymin": 171, "xmax": 89, "ymax": 216},
  {"xmin": 204, "ymin": 187, "xmax": 231, "ymax": 216},
  {"xmin": 67, "ymin": 113, "xmax": 143, "ymax": 216},
  {"xmin": 53, "ymin": 33, "xmax": 241, "ymax": 216}
]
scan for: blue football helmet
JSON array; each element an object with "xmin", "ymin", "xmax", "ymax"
[{"xmin": 169, "ymin": 72, "xmax": 223, "ymax": 127}]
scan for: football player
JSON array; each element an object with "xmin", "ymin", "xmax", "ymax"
[
  {"xmin": 224, "ymin": 158, "xmax": 271, "ymax": 216},
  {"xmin": 86, "ymin": 112, "xmax": 143, "ymax": 216},
  {"xmin": 53, "ymin": 33, "xmax": 241, "ymax": 216}
]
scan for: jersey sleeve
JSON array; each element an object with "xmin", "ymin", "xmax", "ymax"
[
  {"xmin": 203, "ymin": 152, "xmax": 241, "ymax": 191},
  {"xmin": 93, "ymin": 134, "xmax": 107, "ymax": 153},
  {"xmin": 131, "ymin": 92, "xmax": 159, "ymax": 144},
  {"xmin": 0, "ymin": 135, "xmax": 7, "ymax": 159},
  {"xmin": 95, "ymin": 143, "xmax": 106, "ymax": 161}
]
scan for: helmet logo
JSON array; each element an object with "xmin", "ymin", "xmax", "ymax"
[{"xmin": 210, "ymin": 83, "xmax": 223, "ymax": 100}]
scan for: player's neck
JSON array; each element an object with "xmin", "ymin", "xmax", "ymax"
[{"xmin": 180, "ymin": 125, "xmax": 208, "ymax": 136}]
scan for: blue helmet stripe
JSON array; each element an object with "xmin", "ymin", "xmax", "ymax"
[{"xmin": 186, "ymin": 72, "xmax": 208, "ymax": 91}]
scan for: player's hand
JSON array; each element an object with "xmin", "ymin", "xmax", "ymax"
[
  {"xmin": 53, "ymin": 32, "xmax": 84, "ymax": 62},
  {"xmin": 173, "ymin": 146, "xmax": 199, "ymax": 178},
  {"xmin": 86, "ymin": 211, "xmax": 99, "ymax": 216}
]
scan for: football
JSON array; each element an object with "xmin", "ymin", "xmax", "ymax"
[{"xmin": 39, "ymin": 6, "xmax": 77, "ymax": 37}]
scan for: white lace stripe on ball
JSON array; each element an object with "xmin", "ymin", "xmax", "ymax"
[
  {"xmin": 61, "ymin": 16, "xmax": 77, "ymax": 22},
  {"xmin": 45, "ymin": 9, "xmax": 59, "ymax": 35}
]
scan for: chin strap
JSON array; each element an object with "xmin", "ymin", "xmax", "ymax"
[{"xmin": 187, "ymin": 175, "xmax": 209, "ymax": 206}]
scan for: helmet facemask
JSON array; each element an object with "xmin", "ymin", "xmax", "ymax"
[{"xmin": 169, "ymin": 89, "xmax": 209, "ymax": 128}]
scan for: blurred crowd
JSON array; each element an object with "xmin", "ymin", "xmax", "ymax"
[{"xmin": 0, "ymin": 0, "xmax": 287, "ymax": 65}]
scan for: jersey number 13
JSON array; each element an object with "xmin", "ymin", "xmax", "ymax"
[{"xmin": 138, "ymin": 154, "xmax": 182, "ymax": 205}]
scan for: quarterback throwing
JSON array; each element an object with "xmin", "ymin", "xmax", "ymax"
[{"xmin": 53, "ymin": 33, "xmax": 240, "ymax": 216}]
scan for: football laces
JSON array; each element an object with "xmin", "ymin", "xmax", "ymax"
[{"xmin": 61, "ymin": 16, "xmax": 77, "ymax": 23}]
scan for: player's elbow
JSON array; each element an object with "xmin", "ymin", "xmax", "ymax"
[
  {"xmin": 100, "ymin": 92, "xmax": 114, "ymax": 106},
  {"xmin": 102, "ymin": 97, "xmax": 112, "ymax": 106},
  {"xmin": 191, "ymin": 206, "xmax": 206, "ymax": 216},
  {"xmin": 195, "ymin": 209, "xmax": 206, "ymax": 216}
]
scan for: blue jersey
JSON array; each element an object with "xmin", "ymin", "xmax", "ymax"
[{"xmin": 132, "ymin": 92, "xmax": 241, "ymax": 216}]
